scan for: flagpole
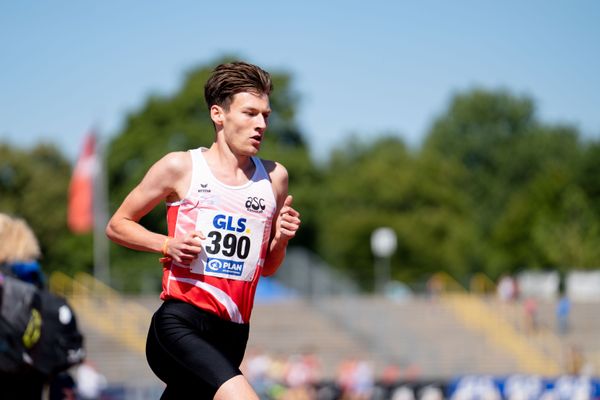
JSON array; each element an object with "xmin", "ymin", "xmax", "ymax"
[{"xmin": 93, "ymin": 134, "xmax": 110, "ymax": 284}]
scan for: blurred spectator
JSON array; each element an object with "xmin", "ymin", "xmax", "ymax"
[
  {"xmin": 391, "ymin": 386, "xmax": 415, "ymax": 400},
  {"xmin": 244, "ymin": 348, "xmax": 273, "ymax": 397},
  {"xmin": 0, "ymin": 213, "xmax": 47, "ymax": 399},
  {"xmin": 337, "ymin": 357, "xmax": 356, "ymax": 397},
  {"xmin": 556, "ymin": 294, "xmax": 571, "ymax": 335},
  {"xmin": 523, "ymin": 297, "xmax": 539, "ymax": 334},
  {"xmin": 350, "ymin": 358, "xmax": 375, "ymax": 400},
  {"xmin": 269, "ymin": 353, "xmax": 290, "ymax": 385},
  {"xmin": 285, "ymin": 354, "xmax": 311, "ymax": 389},
  {"xmin": 381, "ymin": 364, "xmax": 402, "ymax": 387},
  {"xmin": 426, "ymin": 275, "xmax": 444, "ymax": 301},
  {"xmin": 565, "ymin": 344, "xmax": 585, "ymax": 375},
  {"xmin": 418, "ymin": 385, "xmax": 444, "ymax": 400},
  {"xmin": 284, "ymin": 352, "xmax": 321, "ymax": 400},
  {"xmin": 0, "ymin": 213, "xmax": 84, "ymax": 399},
  {"xmin": 337, "ymin": 356, "xmax": 375, "ymax": 400},
  {"xmin": 450, "ymin": 375, "xmax": 501, "ymax": 400},
  {"xmin": 402, "ymin": 363, "xmax": 423, "ymax": 382},
  {"xmin": 0, "ymin": 214, "xmax": 44, "ymax": 286},
  {"xmin": 497, "ymin": 274, "xmax": 518, "ymax": 302}
]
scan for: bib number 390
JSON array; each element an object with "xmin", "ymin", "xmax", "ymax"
[
  {"xmin": 190, "ymin": 210, "xmax": 265, "ymax": 281},
  {"xmin": 204, "ymin": 231, "xmax": 251, "ymax": 259}
]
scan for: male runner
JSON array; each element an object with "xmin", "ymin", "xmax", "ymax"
[{"xmin": 106, "ymin": 61, "xmax": 301, "ymax": 399}]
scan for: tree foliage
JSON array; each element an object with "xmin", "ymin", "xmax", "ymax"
[
  {"xmin": 317, "ymin": 137, "xmax": 478, "ymax": 288},
  {"xmin": 0, "ymin": 143, "xmax": 93, "ymax": 276},
  {"xmin": 424, "ymin": 89, "xmax": 596, "ymax": 278},
  {"xmin": 3, "ymin": 60, "xmax": 600, "ymax": 292}
]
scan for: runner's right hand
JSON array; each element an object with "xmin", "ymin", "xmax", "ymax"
[{"xmin": 164, "ymin": 231, "xmax": 205, "ymax": 265}]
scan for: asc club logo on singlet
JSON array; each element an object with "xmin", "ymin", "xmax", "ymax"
[{"xmin": 191, "ymin": 211, "xmax": 265, "ymax": 281}]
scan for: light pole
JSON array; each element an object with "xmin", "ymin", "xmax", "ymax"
[{"xmin": 370, "ymin": 227, "xmax": 397, "ymax": 295}]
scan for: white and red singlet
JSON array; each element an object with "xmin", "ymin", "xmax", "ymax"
[{"xmin": 160, "ymin": 148, "xmax": 276, "ymax": 323}]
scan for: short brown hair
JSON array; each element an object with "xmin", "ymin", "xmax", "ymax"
[{"xmin": 204, "ymin": 61, "xmax": 273, "ymax": 110}]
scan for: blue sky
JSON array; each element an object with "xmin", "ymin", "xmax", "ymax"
[{"xmin": 1, "ymin": 1, "xmax": 599, "ymax": 162}]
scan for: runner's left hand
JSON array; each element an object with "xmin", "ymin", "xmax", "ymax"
[{"xmin": 276, "ymin": 195, "xmax": 300, "ymax": 241}]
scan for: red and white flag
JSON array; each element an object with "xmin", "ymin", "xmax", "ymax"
[{"xmin": 68, "ymin": 133, "xmax": 97, "ymax": 233}]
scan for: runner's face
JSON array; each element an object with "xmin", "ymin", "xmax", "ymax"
[{"xmin": 221, "ymin": 92, "xmax": 271, "ymax": 156}]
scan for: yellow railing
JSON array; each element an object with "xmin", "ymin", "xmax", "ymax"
[
  {"xmin": 428, "ymin": 271, "xmax": 465, "ymax": 294},
  {"xmin": 50, "ymin": 271, "xmax": 151, "ymax": 354},
  {"xmin": 431, "ymin": 272, "xmax": 561, "ymax": 376},
  {"xmin": 590, "ymin": 351, "xmax": 600, "ymax": 375},
  {"xmin": 470, "ymin": 273, "xmax": 496, "ymax": 295},
  {"xmin": 445, "ymin": 293, "xmax": 560, "ymax": 375}
]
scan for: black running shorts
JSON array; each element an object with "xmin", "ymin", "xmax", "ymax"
[{"xmin": 146, "ymin": 300, "xmax": 250, "ymax": 399}]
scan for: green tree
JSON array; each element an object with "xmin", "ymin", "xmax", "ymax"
[
  {"xmin": 424, "ymin": 89, "xmax": 538, "ymax": 227},
  {"xmin": 317, "ymin": 136, "xmax": 477, "ymax": 289},
  {"xmin": 577, "ymin": 140, "xmax": 600, "ymax": 217},
  {"xmin": 0, "ymin": 143, "xmax": 93, "ymax": 276},
  {"xmin": 423, "ymin": 88, "xmax": 590, "ymax": 278},
  {"xmin": 6, "ymin": 79, "xmax": 596, "ymax": 293}
]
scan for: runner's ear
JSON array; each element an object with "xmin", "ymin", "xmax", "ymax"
[{"xmin": 210, "ymin": 105, "xmax": 224, "ymax": 125}]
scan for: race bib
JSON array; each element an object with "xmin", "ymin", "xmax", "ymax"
[{"xmin": 190, "ymin": 210, "xmax": 265, "ymax": 281}]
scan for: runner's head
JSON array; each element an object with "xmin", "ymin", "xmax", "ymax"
[{"xmin": 204, "ymin": 61, "xmax": 272, "ymax": 111}]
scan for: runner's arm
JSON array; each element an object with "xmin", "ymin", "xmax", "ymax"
[
  {"xmin": 262, "ymin": 163, "xmax": 301, "ymax": 276},
  {"xmin": 106, "ymin": 152, "xmax": 204, "ymax": 264}
]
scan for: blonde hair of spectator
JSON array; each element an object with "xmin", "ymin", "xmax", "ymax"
[{"xmin": 0, "ymin": 213, "xmax": 41, "ymax": 263}]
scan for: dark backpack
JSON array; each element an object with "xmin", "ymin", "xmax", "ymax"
[
  {"xmin": 0, "ymin": 274, "xmax": 42, "ymax": 374},
  {"xmin": 0, "ymin": 273, "xmax": 85, "ymax": 376},
  {"xmin": 30, "ymin": 290, "xmax": 85, "ymax": 376}
]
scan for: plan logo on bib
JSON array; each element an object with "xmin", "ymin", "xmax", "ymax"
[{"xmin": 205, "ymin": 257, "xmax": 244, "ymax": 277}]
